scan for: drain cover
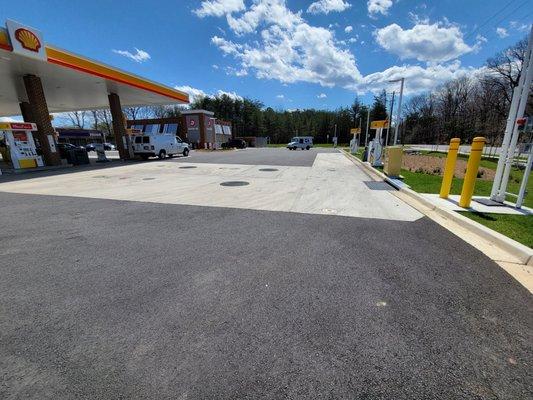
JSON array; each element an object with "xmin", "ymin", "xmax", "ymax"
[
  {"xmin": 259, "ymin": 168, "xmax": 279, "ymax": 172},
  {"xmin": 220, "ymin": 181, "xmax": 250, "ymax": 187},
  {"xmin": 142, "ymin": 177, "xmax": 156, "ymax": 181},
  {"xmin": 179, "ymin": 166, "xmax": 197, "ymax": 169}
]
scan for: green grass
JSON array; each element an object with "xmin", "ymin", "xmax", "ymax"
[
  {"xmin": 459, "ymin": 212, "xmax": 533, "ymax": 248},
  {"xmin": 399, "ymin": 153, "xmax": 532, "ymax": 248},
  {"xmin": 352, "ymin": 148, "xmax": 364, "ymax": 160},
  {"xmin": 401, "ymin": 162, "xmax": 530, "ymax": 208}
]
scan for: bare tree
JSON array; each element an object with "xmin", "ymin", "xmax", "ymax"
[
  {"xmin": 66, "ymin": 111, "xmax": 87, "ymax": 129},
  {"xmin": 485, "ymin": 37, "xmax": 528, "ymax": 103},
  {"xmin": 123, "ymin": 106, "xmax": 153, "ymax": 121}
]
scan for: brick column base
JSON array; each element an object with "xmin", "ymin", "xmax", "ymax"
[
  {"xmin": 108, "ymin": 93, "xmax": 129, "ymax": 160},
  {"xmin": 22, "ymin": 75, "xmax": 61, "ymax": 166}
]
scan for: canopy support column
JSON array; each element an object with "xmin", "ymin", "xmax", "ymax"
[
  {"xmin": 22, "ymin": 75, "xmax": 61, "ymax": 166},
  {"xmin": 108, "ymin": 93, "xmax": 130, "ymax": 160}
]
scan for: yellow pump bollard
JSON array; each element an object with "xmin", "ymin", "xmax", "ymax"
[
  {"xmin": 459, "ymin": 137, "xmax": 485, "ymax": 208},
  {"xmin": 440, "ymin": 138, "xmax": 461, "ymax": 199}
]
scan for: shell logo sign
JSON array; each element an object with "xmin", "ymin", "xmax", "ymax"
[
  {"xmin": 6, "ymin": 20, "xmax": 46, "ymax": 61},
  {"xmin": 14, "ymin": 28, "xmax": 41, "ymax": 52}
]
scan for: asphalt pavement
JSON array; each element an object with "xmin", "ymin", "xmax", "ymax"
[
  {"xmin": 1, "ymin": 189, "xmax": 531, "ymax": 399},
  {"xmin": 176, "ymin": 147, "xmax": 339, "ymax": 167}
]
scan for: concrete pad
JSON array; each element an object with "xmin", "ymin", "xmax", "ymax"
[
  {"xmin": 421, "ymin": 194, "xmax": 532, "ymax": 215},
  {"xmin": 0, "ymin": 152, "xmax": 422, "ymax": 222}
]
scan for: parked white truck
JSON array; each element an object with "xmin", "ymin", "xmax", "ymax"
[
  {"xmin": 132, "ymin": 133, "xmax": 190, "ymax": 160},
  {"xmin": 287, "ymin": 136, "xmax": 313, "ymax": 150}
]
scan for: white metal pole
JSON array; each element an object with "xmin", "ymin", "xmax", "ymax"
[
  {"xmin": 385, "ymin": 91, "xmax": 395, "ymax": 148},
  {"xmin": 365, "ymin": 108, "xmax": 370, "ymax": 147},
  {"xmin": 394, "ymin": 78, "xmax": 404, "ymax": 145},
  {"xmin": 358, "ymin": 117, "xmax": 362, "ymax": 146},
  {"xmin": 491, "ymin": 26, "xmax": 533, "ymax": 201},
  {"xmin": 516, "ymin": 149, "xmax": 533, "ymax": 208},
  {"xmin": 497, "ymin": 27, "xmax": 533, "ymax": 202}
]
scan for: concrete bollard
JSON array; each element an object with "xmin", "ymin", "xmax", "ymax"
[
  {"xmin": 439, "ymin": 138, "xmax": 461, "ymax": 199},
  {"xmin": 459, "ymin": 137, "xmax": 485, "ymax": 208}
]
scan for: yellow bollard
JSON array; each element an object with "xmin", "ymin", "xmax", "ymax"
[
  {"xmin": 440, "ymin": 138, "xmax": 461, "ymax": 199},
  {"xmin": 459, "ymin": 137, "xmax": 485, "ymax": 208}
]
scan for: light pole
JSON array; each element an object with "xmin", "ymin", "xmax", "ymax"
[
  {"xmin": 388, "ymin": 77, "xmax": 405, "ymax": 145},
  {"xmin": 364, "ymin": 108, "xmax": 370, "ymax": 147}
]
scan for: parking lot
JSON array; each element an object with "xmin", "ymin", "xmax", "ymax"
[{"xmin": 1, "ymin": 148, "xmax": 532, "ymax": 399}]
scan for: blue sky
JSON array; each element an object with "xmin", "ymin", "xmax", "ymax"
[{"xmin": 1, "ymin": 0, "xmax": 531, "ymax": 110}]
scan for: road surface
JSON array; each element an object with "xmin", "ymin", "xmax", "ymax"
[{"xmin": 0, "ymin": 148, "xmax": 531, "ymax": 399}]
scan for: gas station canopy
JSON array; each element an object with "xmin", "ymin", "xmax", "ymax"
[{"xmin": 0, "ymin": 20, "xmax": 189, "ymax": 117}]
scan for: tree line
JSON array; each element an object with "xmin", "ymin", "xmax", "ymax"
[
  {"xmin": 60, "ymin": 36, "xmax": 530, "ymax": 147},
  {"xmin": 402, "ymin": 37, "xmax": 531, "ymax": 149}
]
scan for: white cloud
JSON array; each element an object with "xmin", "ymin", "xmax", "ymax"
[
  {"xmin": 174, "ymin": 85, "xmax": 208, "ymax": 101},
  {"xmin": 197, "ymin": 0, "xmax": 483, "ymax": 96},
  {"xmin": 317, "ymin": 93, "xmax": 327, "ymax": 98},
  {"xmin": 510, "ymin": 21, "xmax": 530, "ymax": 32},
  {"xmin": 212, "ymin": 64, "xmax": 219, "ymax": 69},
  {"xmin": 276, "ymin": 94, "xmax": 285, "ymax": 99},
  {"xmin": 375, "ymin": 22, "xmax": 473, "ymax": 62},
  {"xmin": 112, "ymin": 48, "xmax": 151, "ymax": 63},
  {"xmin": 476, "ymin": 34, "xmax": 487, "ymax": 43},
  {"xmin": 358, "ymin": 61, "xmax": 484, "ymax": 95},
  {"xmin": 194, "ymin": 0, "xmax": 245, "ymax": 17},
  {"xmin": 344, "ymin": 25, "xmax": 353, "ymax": 33},
  {"xmin": 496, "ymin": 27, "xmax": 509, "ymax": 38},
  {"xmin": 215, "ymin": 90, "xmax": 244, "ymax": 101},
  {"xmin": 225, "ymin": 0, "xmax": 303, "ymax": 35},
  {"xmin": 307, "ymin": 0, "xmax": 351, "ymax": 15},
  {"xmin": 210, "ymin": 1, "xmax": 362, "ymax": 88},
  {"xmin": 173, "ymin": 86, "xmax": 243, "ymax": 102},
  {"xmin": 367, "ymin": 0, "xmax": 393, "ymax": 17},
  {"xmin": 225, "ymin": 66, "xmax": 249, "ymax": 76}
]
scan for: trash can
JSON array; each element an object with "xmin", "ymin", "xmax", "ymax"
[
  {"xmin": 383, "ymin": 146, "xmax": 403, "ymax": 177},
  {"xmin": 362, "ymin": 146, "xmax": 369, "ymax": 162},
  {"xmin": 73, "ymin": 148, "xmax": 90, "ymax": 165}
]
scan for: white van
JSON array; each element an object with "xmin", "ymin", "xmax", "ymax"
[
  {"xmin": 132, "ymin": 134, "xmax": 190, "ymax": 160},
  {"xmin": 287, "ymin": 136, "xmax": 313, "ymax": 150}
]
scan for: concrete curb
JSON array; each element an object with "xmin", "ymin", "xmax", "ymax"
[{"xmin": 341, "ymin": 149, "xmax": 533, "ymax": 266}]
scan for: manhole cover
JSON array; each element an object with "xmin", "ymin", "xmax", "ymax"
[
  {"xmin": 259, "ymin": 168, "xmax": 279, "ymax": 172},
  {"xmin": 142, "ymin": 177, "xmax": 156, "ymax": 181},
  {"xmin": 220, "ymin": 181, "xmax": 250, "ymax": 187},
  {"xmin": 179, "ymin": 166, "xmax": 197, "ymax": 169}
]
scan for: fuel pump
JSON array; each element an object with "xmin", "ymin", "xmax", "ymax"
[{"xmin": 0, "ymin": 122, "xmax": 44, "ymax": 171}]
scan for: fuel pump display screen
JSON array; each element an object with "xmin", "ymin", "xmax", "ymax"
[{"xmin": 13, "ymin": 132, "xmax": 28, "ymax": 142}]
